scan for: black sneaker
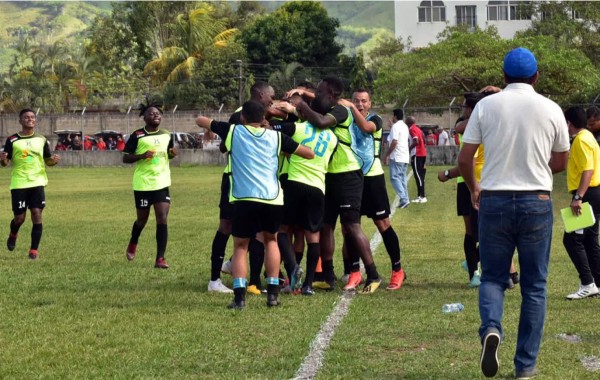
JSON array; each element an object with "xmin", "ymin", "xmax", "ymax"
[
  {"xmin": 515, "ymin": 367, "xmax": 538, "ymax": 379},
  {"xmin": 480, "ymin": 329, "xmax": 501, "ymax": 377},
  {"xmin": 301, "ymin": 285, "xmax": 315, "ymax": 296},
  {"xmin": 266, "ymin": 293, "xmax": 280, "ymax": 307},
  {"xmin": 510, "ymin": 272, "xmax": 520, "ymax": 285},
  {"xmin": 6, "ymin": 235, "xmax": 16, "ymax": 251},
  {"xmin": 227, "ymin": 299, "xmax": 245, "ymax": 310}
]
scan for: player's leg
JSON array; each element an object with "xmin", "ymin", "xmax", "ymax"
[
  {"xmin": 153, "ymin": 197, "xmax": 170, "ymax": 269},
  {"xmin": 210, "ymin": 173, "xmax": 234, "ymax": 291},
  {"xmin": 7, "ymin": 188, "xmax": 27, "ymax": 252},
  {"xmin": 26, "ymin": 187, "xmax": 46, "ymax": 260},
  {"xmin": 127, "ymin": 190, "xmax": 151, "ymax": 261}
]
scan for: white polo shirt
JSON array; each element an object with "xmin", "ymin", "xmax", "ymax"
[
  {"xmin": 388, "ymin": 120, "xmax": 410, "ymax": 164},
  {"xmin": 462, "ymin": 83, "xmax": 570, "ymax": 191}
]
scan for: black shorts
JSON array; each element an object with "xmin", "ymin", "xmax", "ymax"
[
  {"xmin": 456, "ymin": 182, "xmax": 471, "ymax": 216},
  {"xmin": 219, "ymin": 173, "xmax": 234, "ymax": 220},
  {"xmin": 11, "ymin": 186, "xmax": 45, "ymax": 214},
  {"xmin": 324, "ymin": 170, "xmax": 363, "ymax": 225},
  {"xmin": 283, "ymin": 180, "xmax": 325, "ymax": 232},
  {"xmin": 232, "ymin": 201, "xmax": 283, "ymax": 238},
  {"xmin": 361, "ymin": 174, "xmax": 391, "ymax": 220},
  {"xmin": 134, "ymin": 187, "xmax": 170, "ymax": 209}
]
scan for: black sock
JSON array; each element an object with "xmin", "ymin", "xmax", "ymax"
[
  {"xmin": 277, "ymin": 232, "xmax": 297, "ymax": 279},
  {"xmin": 30, "ymin": 223, "xmax": 42, "ymax": 250},
  {"xmin": 10, "ymin": 220, "xmax": 20, "ymax": 236},
  {"xmin": 464, "ymin": 234, "xmax": 479, "ymax": 279},
  {"xmin": 233, "ymin": 287, "xmax": 246, "ymax": 303},
  {"xmin": 305, "ymin": 243, "xmax": 320, "ymax": 287},
  {"xmin": 248, "ymin": 238, "xmax": 264, "ymax": 287},
  {"xmin": 381, "ymin": 227, "xmax": 402, "ymax": 271},
  {"xmin": 156, "ymin": 224, "xmax": 168, "ymax": 260},
  {"xmin": 267, "ymin": 283, "xmax": 280, "ymax": 296},
  {"xmin": 365, "ymin": 262, "xmax": 380, "ymax": 281},
  {"xmin": 322, "ymin": 259, "xmax": 335, "ymax": 282},
  {"xmin": 345, "ymin": 237, "xmax": 361, "ymax": 272},
  {"xmin": 211, "ymin": 230, "xmax": 230, "ymax": 281},
  {"xmin": 343, "ymin": 256, "xmax": 352, "ymax": 275},
  {"xmin": 129, "ymin": 221, "xmax": 144, "ymax": 245},
  {"xmin": 295, "ymin": 251, "xmax": 304, "ymax": 265}
]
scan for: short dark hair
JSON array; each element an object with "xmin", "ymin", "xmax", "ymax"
[
  {"xmin": 321, "ymin": 76, "xmax": 343, "ymax": 99},
  {"xmin": 19, "ymin": 109, "xmax": 35, "ymax": 117},
  {"xmin": 241, "ymin": 100, "xmax": 265, "ymax": 124},
  {"xmin": 393, "ymin": 108, "xmax": 404, "ymax": 120},
  {"xmin": 250, "ymin": 81, "xmax": 271, "ymax": 98},
  {"xmin": 297, "ymin": 81, "xmax": 316, "ymax": 92},
  {"xmin": 464, "ymin": 91, "xmax": 495, "ymax": 109},
  {"xmin": 504, "ymin": 73, "xmax": 537, "ymax": 85},
  {"xmin": 353, "ymin": 88, "xmax": 370, "ymax": 95},
  {"xmin": 587, "ymin": 106, "xmax": 600, "ymax": 119},
  {"xmin": 565, "ymin": 106, "xmax": 587, "ymax": 129}
]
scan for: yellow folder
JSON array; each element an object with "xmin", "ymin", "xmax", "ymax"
[{"xmin": 560, "ymin": 202, "xmax": 596, "ymax": 233}]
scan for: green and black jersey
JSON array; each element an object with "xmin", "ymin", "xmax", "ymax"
[
  {"xmin": 3, "ymin": 132, "xmax": 52, "ymax": 190},
  {"xmin": 123, "ymin": 127, "xmax": 174, "ymax": 191}
]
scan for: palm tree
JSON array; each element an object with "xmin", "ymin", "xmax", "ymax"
[
  {"xmin": 144, "ymin": 3, "xmax": 237, "ymax": 86},
  {"xmin": 268, "ymin": 62, "xmax": 304, "ymax": 94},
  {"xmin": 33, "ymin": 41, "xmax": 68, "ymax": 76}
]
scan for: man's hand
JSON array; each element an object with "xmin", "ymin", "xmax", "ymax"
[
  {"xmin": 437, "ymin": 170, "xmax": 449, "ymax": 183},
  {"xmin": 337, "ymin": 98, "xmax": 353, "ymax": 108},
  {"xmin": 571, "ymin": 199, "xmax": 583, "ymax": 216},
  {"xmin": 480, "ymin": 85, "xmax": 502, "ymax": 94},
  {"xmin": 276, "ymin": 101, "xmax": 296, "ymax": 114},
  {"xmin": 168, "ymin": 147, "xmax": 178, "ymax": 159},
  {"xmin": 0, "ymin": 151, "xmax": 8, "ymax": 166},
  {"xmin": 470, "ymin": 182, "xmax": 481, "ymax": 211}
]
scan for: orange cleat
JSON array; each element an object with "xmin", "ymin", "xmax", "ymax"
[
  {"xmin": 386, "ymin": 269, "xmax": 406, "ymax": 290},
  {"xmin": 343, "ymin": 271, "xmax": 362, "ymax": 291}
]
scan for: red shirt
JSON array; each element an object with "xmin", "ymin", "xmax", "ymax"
[
  {"xmin": 116, "ymin": 140, "xmax": 125, "ymax": 151},
  {"xmin": 97, "ymin": 141, "xmax": 107, "ymax": 151},
  {"xmin": 410, "ymin": 125, "xmax": 427, "ymax": 157},
  {"xmin": 84, "ymin": 139, "xmax": 93, "ymax": 150}
]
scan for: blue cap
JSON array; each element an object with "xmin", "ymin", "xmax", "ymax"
[{"xmin": 503, "ymin": 47, "xmax": 537, "ymax": 78}]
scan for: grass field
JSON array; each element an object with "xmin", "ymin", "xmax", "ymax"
[{"xmin": 0, "ymin": 166, "xmax": 598, "ymax": 379}]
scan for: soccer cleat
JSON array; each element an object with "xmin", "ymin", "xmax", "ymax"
[
  {"xmin": 301, "ymin": 286, "xmax": 315, "ymax": 296},
  {"xmin": 247, "ymin": 285, "xmax": 263, "ymax": 295},
  {"xmin": 290, "ymin": 265, "xmax": 304, "ymax": 291},
  {"xmin": 419, "ymin": 197, "xmax": 428, "ymax": 203},
  {"xmin": 470, "ymin": 271, "xmax": 481, "ymax": 288},
  {"xmin": 266, "ymin": 293, "xmax": 281, "ymax": 307},
  {"xmin": 28, "ymin": 250, "xmax": 38, "ymax": 260},
  {"xmin": 6, "ymin": 234, "xmax": 17, "ymax": 251},
  {"xmin": 341, "ymin": 274, "xmax": 350, "ymax": 284},
  {"xmin": 399, "ymin": 201, "xmax": 410, "ymax": 209},
  {"xmin": 343, "ymin": 271, "xmax": 362, "ymax": 291},
  {"xmin": 460, "ymin": 260, "xmax": 469, "ymax": 273},
  {"xmin": 154, "ymin": 257, "xmax": 170, "ymax": 269},
  {"xmin": 126, "ymin": 243, "xmax": 137, "ymax": 261},
  {"xmin": 566, "ymin": 283, "xmax": 599, "ymax": 300},
  {"xmin": 313, "ymin": 280, "xmax": 335, "ymax": 291},
  {"xmin": 208, "ymin": 279, "xmax": 233, "ymax": 293},
  {"xmin": 510, "ymin": 272, "xmax": 520, "ymax": 285},
  {"xmin": 221, "ymin": 260, "xmax": 232, "ymax": 275},
  {"xmin": 387, "ymin": 269, "xmax": 406, "ymax": 290},
  {"xmin": 361, "ymin": 278, "xmax": 382, "ymax": 294},
  {"xmin": 280, "ymin": 285, "xmax": 293, "ymax": 294},
  {"xmin": 480, "ymin": 329, "xmax": 501, "ymax": 377},
  {"xmin": 411, "ymin": 198, "xmax": 422, "ymax": 203},
  {"xmin": 227, "ymin": 299, "xmax": 245, "ymax": 310}
]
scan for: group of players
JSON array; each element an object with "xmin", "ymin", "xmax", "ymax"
[
  {"xmin": 1, "ymin": 77, "xmax": 406, "ymax": 310},
  {"xmin": 196, "ymin": 77, "xmax": 406, "ymax": 309}
]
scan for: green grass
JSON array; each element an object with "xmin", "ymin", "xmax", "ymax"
[{"xmin": 0, "ymin": 166, "xmax": 598, "ymax": 379}]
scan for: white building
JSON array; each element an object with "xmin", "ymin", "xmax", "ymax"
[{"xmin": 394, "ymin": 1, "xmax": 534, "ymax": 48}]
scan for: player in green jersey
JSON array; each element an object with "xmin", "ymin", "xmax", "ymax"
[
  {"xmin": 123, "ymin": 104, "xmax": 177, "ymax": 269},
  {"xmin": 1, "ymin": 109, "xmax": 60, "ymax": 260}
]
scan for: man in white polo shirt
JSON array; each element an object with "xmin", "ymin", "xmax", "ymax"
[
  {"xmin": 384, "ymin": 108, "xmax": 410, "ymax": 208},
  {"xmin": 458, "ymin": 47, "xmax": 569, "ymax": 379}
]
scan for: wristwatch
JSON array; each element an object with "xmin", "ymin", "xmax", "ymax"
[
  {"xmin": 444, "ymin": 170, "xmax": 452, "ymax": 179},
  {"xmin": 573, "ymin": 193, "xmax": 583, "ymax": 201}
]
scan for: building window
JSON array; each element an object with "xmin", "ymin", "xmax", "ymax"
[
  {"xmin": 488, "ymin": 1, "xmax": 531, "ymax": 21},
  {"xmin": 456, "ymin": 5, "xmax": 477, "ymax": 28},
  {"xmin": 418, "ymin": 1, "xmax": 446, "ymax": 22}
]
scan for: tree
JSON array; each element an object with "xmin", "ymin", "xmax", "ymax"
[
  {"xmin": 518, "ymin": 1, "xmax": 600, "ymax": 68},
  {"xmin": 143, "ymin": 3, "xmax": 238, "ymax": 86},
  {"xmin": 374, "ymin": 26, "xmax": 600, "ymax": 108},
  {"xmin": 239, "ymin": 1, "xmax": 342, "ymax": 77},
  {"xmin": 268, "ymin": 62, "xmax": 304, "ymax": 96}
]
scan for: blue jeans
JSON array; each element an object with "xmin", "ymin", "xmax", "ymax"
[
  {"xmin": 389, "ymin": 161, "xmax": 409, "ymax": 204},
  {"xmin": 477, "ymin": 192, "xmax": 553, "ymax": 372}
]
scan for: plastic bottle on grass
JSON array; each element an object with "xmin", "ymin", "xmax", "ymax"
[{"xmin": 442, "ymin": 303, "xmax": 464, "ymax": 313}]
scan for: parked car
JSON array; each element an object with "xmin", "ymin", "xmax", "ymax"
[{"xmin": 172, "ymin": 131, "xmax": 198, "ymax": 149}]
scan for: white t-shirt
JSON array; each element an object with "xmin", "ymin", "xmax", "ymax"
[
  {"xmin": 388, "ymin": 120, "xmax": 410, "ymax": 163},
  {"xmin": 438, "ymin": 130, "xmax": 449, "ymax": 146},
  {"xmin": 462, "ymin": 83, "xmax": 570, "ymax": 191}
]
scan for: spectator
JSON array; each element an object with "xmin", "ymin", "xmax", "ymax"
[
  {"xmin": 116, "ymin": 135, "xmax": 125, "ymax": 151},
  {"xmin": 83, "ymin": 137, "xmax": 93, "ymax": 151},
  {"xmin": 407, "ymin": 116, "xmax": 427, "ymax": 203},
  {"xmin": 437, "ymin": 127, "xmax": 450, "ymax": 146},
  {"xmin": 97, "ymin": 137, "xmax": 107, "ymax": 151},
  {"xmin": 54, "ymin": 140, "xmax": 68, "ymax": 151},
  {"xmin": 69, "ymin": 135, "xmax": 82, "ymax": 151},
  {"xmin": 107, "ymin": 137, "xmax": 116, "ymax": 150},
  {"xmin": 425, "ymin": 129, "xmax": 437, "ymax": 146}
]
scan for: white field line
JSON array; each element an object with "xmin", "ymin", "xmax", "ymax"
[{"xmin": 292, "ymin": 170, "xmax": 412, "ymax": 380}]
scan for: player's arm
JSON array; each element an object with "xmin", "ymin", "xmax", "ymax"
[
  {"xmin": 295, "ymin": 100, "xmax": 338, "ymax": 129},
  {"xmin": 281, "ymin": 134, "xmax": 314, "ymax": 160},
  {"xmin": 196, "ymin": 117, "xmax": 231, "ymax": 141},
  {"xmin": 43, "ymin": 142, "xmax": 60, "ymax": 166},
  {"xmin": 338, "ymin": 99, "xmax": 376, "ymax": 133},
  {"xmin": 457, "ymin": 142, "xmax": 480, "ymax": 209},
  {"xmin": 549, "ymin": 150, "xmax": 568, "ymax": 174},
  {"xmin": 167, "ymin": 135, "xmax": 177, "ymax": 159}
]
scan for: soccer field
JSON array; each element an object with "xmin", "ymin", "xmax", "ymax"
[{"xmin": 0, "ymin": 166, "xmax": 597, "ymax": 379}]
